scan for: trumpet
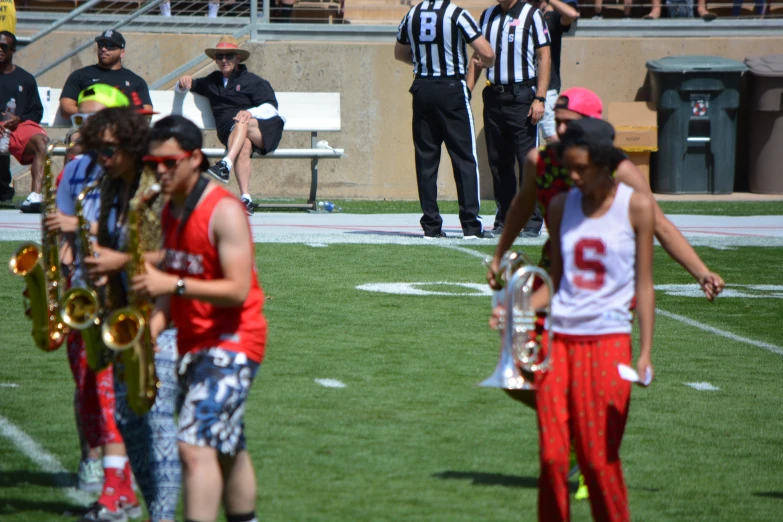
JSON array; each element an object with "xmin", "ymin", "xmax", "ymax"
[
  {"xmin": 59, "ymin": 178, "xmax": 112, "ymax": 371},
  {"xmin": 8, "ymin": 142, "xmax": 68, "ymax": 351},
  {"xmin": 102, "ymin": 177, "xmax": 161, "ymax": 415},
  {"xmin": 480, "ymin": 253, "xmax": 553, "ymax": 390}
]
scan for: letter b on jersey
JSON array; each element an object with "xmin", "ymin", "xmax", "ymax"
[{"xmin": 419, "ymin": 12, "xmax": 438, "ymax": 42}]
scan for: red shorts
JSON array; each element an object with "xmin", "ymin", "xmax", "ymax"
[{"xmin": 8, "ymin": 121, "xmax": 47, "ymax": 165}]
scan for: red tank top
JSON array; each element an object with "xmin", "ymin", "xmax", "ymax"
[{"xmin": 162, "ymin": 186, "xmax": 267, "ymax": 363}]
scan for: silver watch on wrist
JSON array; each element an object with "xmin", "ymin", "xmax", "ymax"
[{"xmin": 175, "ymin": 278, "xmax": 186, "ymax": 296}]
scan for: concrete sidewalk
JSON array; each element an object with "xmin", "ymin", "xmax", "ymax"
[{"xmin": 0, "ymin": 210, "xmax": 781, "ymax": 248}]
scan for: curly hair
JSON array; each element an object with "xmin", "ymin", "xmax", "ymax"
[{"xmin": 80, "ymin": 107, "xmax": 149, "ymax": 162}]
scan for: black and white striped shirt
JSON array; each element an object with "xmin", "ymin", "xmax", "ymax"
[
  {"xmin": 397, "ymin": 0, "xmax": 481, "ymax": 78},
  {"xmin": 479, "ymin": 1, "xmax": 550, "ymax": 85}
]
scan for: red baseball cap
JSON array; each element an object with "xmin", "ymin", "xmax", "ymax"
[{"xmin": 555, "ymin": 87, "xmax": 603, "ymax": 119}]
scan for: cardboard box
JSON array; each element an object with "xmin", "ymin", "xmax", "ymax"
[{"xmin": 607, "ymin": 102, "xmax": 658, "ymax": 184}]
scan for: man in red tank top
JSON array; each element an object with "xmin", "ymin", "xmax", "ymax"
[{"xmin": 132, "ymin": 115, "xmax": 266, "ymax": 522}]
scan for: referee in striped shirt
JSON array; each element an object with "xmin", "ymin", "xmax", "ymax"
[
  {"xmin": 467, "ymin": 0, "xmax": 551, "ymax": 237},
  {"xmin": 395, "ymin": 0, "xmax": 495, "ymax": 239}
]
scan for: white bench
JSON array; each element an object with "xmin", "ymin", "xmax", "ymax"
[{"xmin": 37, "ymin": 87, "xmax": 345, "ymax": 211}]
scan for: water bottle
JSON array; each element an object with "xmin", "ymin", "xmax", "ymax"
[
  {"xmin": 317, "ymin": 200, "xmax": 342, "ymax": 213},
  {"xmin": 0, "ymin": 98, "xmax": 16, "ymax": 154}
]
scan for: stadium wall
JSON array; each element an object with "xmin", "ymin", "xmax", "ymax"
[{"xmin": 16, "ymin": 34, "xmax": 783, "ymax": 200}]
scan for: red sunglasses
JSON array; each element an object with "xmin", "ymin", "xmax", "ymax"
[{"xmin": 142, "ymin": 151, "xmax": 193, "ymax": 170}]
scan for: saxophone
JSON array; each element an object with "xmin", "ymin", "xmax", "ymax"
[
  {"xmin": 59, "ymin": 179, "xmax": 112, "ymax": 371},
  {"xmin": 102, "ymin": 169, "xmax": 162, "ymax": 415},
  {"xmin": 7, "ymin": 142, "xmax": 68, "ymax": 351}
]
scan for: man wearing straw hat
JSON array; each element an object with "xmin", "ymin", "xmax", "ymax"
[{"xmin": 176, "ymin": 35, "xmax": 284, "ymax": 216}]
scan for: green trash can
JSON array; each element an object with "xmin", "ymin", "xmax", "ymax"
[
  {"xmin": 744, "ymin": 55, "xmax": 783, "ymax": 194},
  {"xmin": 646, "ymin": 56, "xmax": 747, "ymax": 194}
]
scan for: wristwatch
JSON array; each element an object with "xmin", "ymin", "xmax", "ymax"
[
  {"xmin": 534, "ymin": 96, "xmax": 546, "ymax": 103},
  {"xmin": 174, "ymin": 278, "xmax": 186, "ymax": 296}
]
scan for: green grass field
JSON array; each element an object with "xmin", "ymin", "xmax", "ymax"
[{"xmin": 1, "ymin": 233, "xmax": 782, "ymax": 521}]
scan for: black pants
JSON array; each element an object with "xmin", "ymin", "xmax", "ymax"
[
  {"xmin": 482, "ymin": 85, "xmax": 543, "ymax": 232},
  {"xmin": 0, "ymin": 155, "xmax": 12, "ymax": 201},
  {"xmin": 411, "ymin": 78, "xmax": 482, "ymax": 236}
]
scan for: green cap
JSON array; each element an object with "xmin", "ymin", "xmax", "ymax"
[{"xmin": 77, "ymin": 84, "xmax": 129, "ymax": 108}]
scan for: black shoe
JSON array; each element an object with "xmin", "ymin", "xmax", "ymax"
[
  {"xmin": 0, "ymin": 188, "xmax": 14, "ymax": 202},
  {"xmin": 464, "ymin": 230, "xmax": 495, "ymax": 240},
  {"xmin": 423, "ymin": 231, "xmax": 448, "ymax": 239},
  {"xmin": 241, "ymin": 196, "xmax": 254, "ymax": 216},
  {"xmin": 519, "ymin": 227, "xmax": 541, "ymax": 238},
  {"xmin": 491, "ymin": 225, "xmax": 504, "ymax": 236},
  {"xmin": 206, "ymin": 160, "xmax": 230, "ymax": 184}
]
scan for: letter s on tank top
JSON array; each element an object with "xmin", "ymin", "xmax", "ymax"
[
  {"xmin": 162, "ymin": 186, "xmax": 267, "ymax": 363},
  {"xmin": 551, "ymin": 183, "xmax": 636, "ymax": 336}
]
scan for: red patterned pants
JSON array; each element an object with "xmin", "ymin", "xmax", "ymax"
[
  {"xmin": 536, "ymin": 333, "xmax": 632, "ymax": 522},
  {"xmin": 67, "ymin": 330, "xmax": 123, "ymax": 448}
]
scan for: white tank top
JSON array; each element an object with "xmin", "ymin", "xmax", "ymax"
[{"xmin": 552, "ymin": 182, "xmax": 636, "ymax": 335}]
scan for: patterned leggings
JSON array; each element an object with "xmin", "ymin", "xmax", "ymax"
[{"xmin": 114, "ymin": 329, "xmax": 181, "ymax": 522}]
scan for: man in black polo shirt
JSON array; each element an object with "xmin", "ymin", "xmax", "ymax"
[
  {"xmin": 59, "ymin": 30, "xmax": 152, "ymax": 120},
  {"xmin": 177, "ymin": 35, "xmax": 284, "ymax": 216}
]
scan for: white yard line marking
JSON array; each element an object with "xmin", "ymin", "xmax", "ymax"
[
  {"xmin": 305, "ymin": 242, "xmax": 328, "ymax": 248},
  {"xmin": 315, "ymin": 378, "xmax": 346, "ymax": 388},
  {"xmin": 0, "ymin": 413, "xmax": 93, "ymax": 506},
  {"xmin": 436, "ymin": 243, "xmax": 493, "ymax": 260},
  {"xmin": 656, "ymin": 308, "xmax": 783, "ymax": 357},
  {"xmin": 0, "ymin": 383, "xmax": 19, "ymax": 388},
  {"xmin": 684, "ymin": 382, "xmax": 721, "ymax": 391}
]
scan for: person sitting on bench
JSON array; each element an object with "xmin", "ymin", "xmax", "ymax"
[{"xmin": 176, "ymin": 35, "xmax": 285, "ymax": 215}]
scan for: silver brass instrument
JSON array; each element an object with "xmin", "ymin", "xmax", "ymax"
[
  {"xmin": 480, "ymin": 252, "xmax": 553, "ymax": 390},
  {"xmin": 8, "ymin": 142, "xmax": 68, "ymax": 351},
  {"xmin": 59, "ymin": 178, "xmax": 112, "ymax": 370}
]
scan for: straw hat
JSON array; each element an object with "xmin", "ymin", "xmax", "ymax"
[{"xmin": 204, "ymin": 35, "xmax": 250, "ymax": 62}]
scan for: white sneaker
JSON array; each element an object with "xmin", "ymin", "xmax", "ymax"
[
  {"xmin": 78, "ymin": 458, "xmax": 104, "ymax": 493},
  {"xmin": 20, "ymin": 193, "xmax": 43, "ymax": 213}
]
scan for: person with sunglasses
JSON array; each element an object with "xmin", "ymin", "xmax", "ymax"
[
  {"xmin": 0, "ymin": 30, "xmax": 48, "ymax": 212},
  {"xmin": 132, "ymin": 115, "xmax": 267, "ymax": 522},
  {"xmin": 59, "ymin": 30, "xmax": 153, "ymax": 121},
  {"xmin": 176, "ymin": 35, "xmax": 284, "ymax": 216},
  {"xmin": 76, "ymin": 107, "xmax": 182, "ymax": 522}
]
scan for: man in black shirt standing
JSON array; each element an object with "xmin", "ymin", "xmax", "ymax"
[
  {"xmin": 177, "ymin": 35, "xmax": 284, "ymax": 216},
  {"xmin": 395, "ymin": 0, "xmax": 496, "ymax": 240},
  {"xmin": 0, "ymin": 31, "xmax": 48, "ymax": 212},
  {"xmin": 467, "ymin": 0, "xmax": 550, "ymax": 238},
  {"xmin": 534, "ymin": 0, "xmax": 578, "ymax": 145},
  {"xmin": 59, "ymin": 30, "xmax": 152, "ymax": 120}
]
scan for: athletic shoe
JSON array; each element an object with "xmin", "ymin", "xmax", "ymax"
[
  {"xmin": 423, "ymin": 231, "xmax": 448, "ymax": 239},
  {"xmin": 519, "ymin": 227, "xmax": 541, "ymax": 238},
  {"xmin": 206, "ymin": 160, "xmax": 230, "ymax": 184},
  {"xmin": 491, "ymin": 225, "xmax": 504, "ymax": 236},
  {"xmin": 241, "ymin": 195, "xmax": 254, "ymax": 216},
  {"xmin": 20, "ymin": 192, "xmax": 42, "ymax": 214},
  {"xmin": 79, "ymin": 502, "xmax": 128, "ymax": 522},
  {"xmin": 77, "ymin": 458, "xmax": 104, "ymax": 493},
  {"xmin": 0, "ymin": 187, "xmax": 14, "ymax": 202},
  {"xmin": 464, "ymin": 230, "xmax": 495, "ymax": 240},
  {"xmin": 575, "ymin": 472, "xmax": 589, "ymax": 501}
]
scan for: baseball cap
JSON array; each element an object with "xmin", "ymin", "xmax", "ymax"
[
  {"xmin": 561, "ymin": 118, "xmax": 616, "ymax": 147},
  {"xmin": 556, "ymin": 87, "xmax": 603, "ymax": 119},
  {"xmin": 95, "ymin": 29, "xmax": 125, "ymax": 49},
  {"xmin": 77, "ymin": 84, "xmax": 130, "ymax": 108}
]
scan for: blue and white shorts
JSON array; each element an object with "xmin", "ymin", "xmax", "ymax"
[{"xmin": 176, "ymin": 347, "xmax": 260, "ymax": 455}]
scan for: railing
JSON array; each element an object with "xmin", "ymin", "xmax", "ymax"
[{"xmin": 16, "ymin": 0, "xmax": 782, "ymax": 26}]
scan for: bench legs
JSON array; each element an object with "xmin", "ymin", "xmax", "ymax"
[{"xmin": 307, "ymin": 131, "xmax": 319, "ymax": 211}]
